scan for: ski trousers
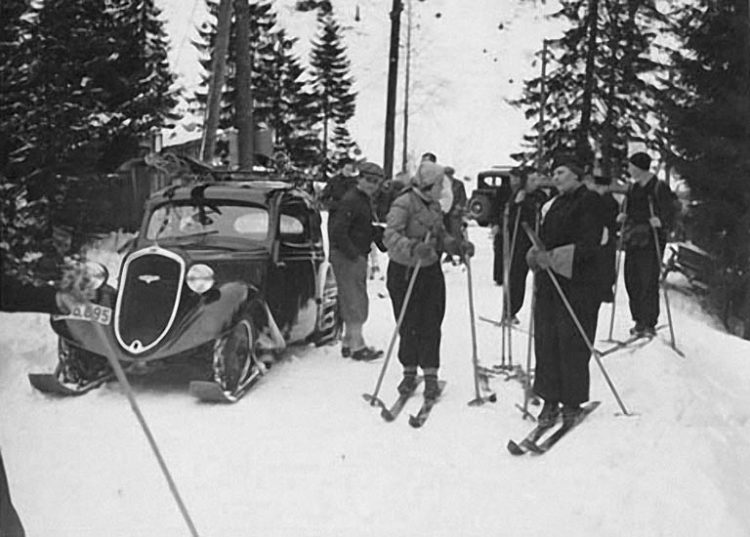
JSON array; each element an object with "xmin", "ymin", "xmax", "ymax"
[
  {"xmin": 533, "ymin": 277, "xmax": 599, "ymax": 407},
  {"xmin": 624, "ymin": 246, "xmax": 660, "ymax": 328},
  {"xmin": 386, "ymin": 260, "xmax": 445, "ymax": 371}
]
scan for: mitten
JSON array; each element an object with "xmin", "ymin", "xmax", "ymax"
[
  {"xmin": 460, "ymin": 241, "xmax": 475, "ymax": 259},
  {"xmin": 413, "ymin": 242, "xmax": 436, "ymax": 263}
]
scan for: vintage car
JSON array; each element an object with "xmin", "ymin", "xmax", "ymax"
[
  {"xmin": 467, "ymin": 167, "xmax": 514, "ymax": 226},
  {"xmin": 29, "ymin": 173, "xmax": 341, "ymax": 402}
]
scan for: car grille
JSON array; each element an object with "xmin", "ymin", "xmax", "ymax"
[{"xmin": 115, "ymin": 249, "xmax": 185, "ymax": 354}]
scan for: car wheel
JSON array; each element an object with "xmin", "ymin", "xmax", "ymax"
[
  {"xmin": 212, "ymin": 319, "xmax": 256, "ymax": 393},
  {"xmin": 56, "ymin": 338, "xmax": 110, "ymax": 386},
  {"xmin": 468, "ymin": 194, "xmax": 491, "ymax": 225}
]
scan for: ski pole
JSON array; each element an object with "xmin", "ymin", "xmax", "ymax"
[
  {"xmin": 521, "ymin": 222, "xmax": 630, "ymax": 416},
  {"xmin": 500, "ymin": 203, "xmax": 513, "ymax": 369},
  {"xmin": 648, "ymin": 198, "xmax": 682, "ymax": 356},
  {"xmin": 520, "ymin": 211, "xmax": 541, "ymax": 420},
  {"xmin": 363, "ymin": 232, "xmax": 431, "ymax": 408},
  {"xmin": 607, "ymin": 193, "xmax": 629, "ymax": 341},
  {"xmin": 89, "ymin": 320, "xmax": 201, "ymax": 537},
  {"xmin": 464, "ymin": 238, "xmax": 497, "ymax": 406}
]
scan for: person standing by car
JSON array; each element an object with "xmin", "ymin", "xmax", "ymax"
[
  {"xmin": 618, "ymin": 152, "xmax": 677, "ymax": 336},
  {"xmin": 442, "ymin": 166, "xmax": 468, "ymax": 264},
  {"xmin": 525, "ymin": 156, "xmax": 603, "ymax": 427},
  {"xmin": 319, "ymin": 157, "xmax": 360, "ymax": 221},
  {"xmin": 506, "ymin": 169, "xmax": 549, "ymax": 320},
  {"xmin": 328, "ymin": 162, "xmax": 386, "ymax": 361},
  {"xmin": 0, "ymin": 269, "xmax": 96, "ymax": 537},
  {"xmin": 384, "ymin": 161, "xmax": 474, "ymax": 400}
]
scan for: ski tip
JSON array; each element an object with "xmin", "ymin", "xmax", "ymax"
[
  {"xmin": 507, "ymin": 440, "xmax": 526, "ymax": 456},
  {"xmin": 189, "ymin": 381, "xmax": 237, "ymax": 403}
]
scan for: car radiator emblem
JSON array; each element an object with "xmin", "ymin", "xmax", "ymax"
[{"xmin": 138, "ymin": 274, "xmax": 161, "ymax": 284}]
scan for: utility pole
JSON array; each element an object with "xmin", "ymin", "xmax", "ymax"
[
  {"xmin": 537, "ymin": 39, "xmax": 549, "ymax": 169},
  {"xmin": 401, "ymin": 0, "xmax": 412, "ymax": 173},
  {"xmin": 200, "ymin": 0, "xmax": 233, "ymax": 163},
  {"xmin": 383, "ymin": 0, "xmax": 403, "ymax": 180},
  {"xmin": 234, "ymin": 0, "xmax": 255, "ymax": 170}
]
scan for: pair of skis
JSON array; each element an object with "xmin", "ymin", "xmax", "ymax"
[
  {"xmin": 369, "ymin": 378, "xmax": 446, "ymax": 428},
  {"xmin": 507, "ymin": 401, "xmax": 600, "ymax": 456}
]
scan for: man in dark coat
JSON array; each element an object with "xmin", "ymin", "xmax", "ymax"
[
  {"xmin": 319, "ymin": 157, "xmax": 360, "ymax": 224},
  {"xmin": 507, "ymin": 170, "xmax": 549, "ymax": 319},
  {"xmin": 583, "ymin": 171, "xmax": 620, "ymax": 304},
  {"xmin": 618, "ymin": 152, "xmax": 677, "ymax": 336},
  {"xmin": 442, "ymin": 166, "xmax": 468, "ymax": 264},
  {"xmin": 526, "ymin": 157, "xmax": 603, "ymax": 426},
  {"xmin": 328, "ymin": 161, "xmax": 385, "ymax": 361}
]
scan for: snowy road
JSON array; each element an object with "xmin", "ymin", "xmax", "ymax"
[{"xmin": 2, "ymin": 224, "xmax": 750, "ymax": 537}]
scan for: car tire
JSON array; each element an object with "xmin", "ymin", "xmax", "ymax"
[
  {"xmin": 468, "ymin": 194, "xmax": 491, "ymax": 226},
  {"xmin": 212, "ymin": 318, "xmax": 257, "ymax": 393},
  {"xmin": 56, "ymin": 338, "xmax": 110, "ymax": 387}
]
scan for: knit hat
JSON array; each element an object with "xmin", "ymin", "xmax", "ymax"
[
  {"xmin": 412, "ymin": 161, "xmax": 445, "ymax": 189},
  {"xmin": 629, "ymin": 152, "xmax": 651, "ymax": 171},
  {"xmin": 444, "ymin": 166, "xmax": 455, "ymax": 176},
  {"xmin": 358, "ymin": 161, "xmax": 384, "ymax": 181},
  {"xmin": 551, "ymin": 155, "xmax": 584, "ymax": 178}
]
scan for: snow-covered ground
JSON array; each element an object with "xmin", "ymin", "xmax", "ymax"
[{"xmin": 2, "ymin": 224, "xmax": 750, "ymax": 537}]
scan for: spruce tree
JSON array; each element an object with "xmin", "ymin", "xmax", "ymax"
[
  {"xmin": 664, "ymin": 0, "xmax": 750, "ymax": 320},
  {"xmin": 309, "ymin": 8, "xmax": 356, "ymax": 176},
  {"xmin": 512, "ymin": 0, "xmax": 665, "ymax": 175},
  {"xmin": 102, "ymin": 0, "xmax": 179, "ymax": 170}
]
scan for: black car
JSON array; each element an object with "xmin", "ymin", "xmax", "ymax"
[
  {"xmin": 467, "ymin": 167, "xmax": 513, "ymax": 226},
  {"xmin": 30, "ymin": 175, "xmax": 341, "ymax": 402}
]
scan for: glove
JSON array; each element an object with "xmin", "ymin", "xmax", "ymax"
[
  {"xmin": 371, "ymin": 224, "xmax": 385, "ymax": 243},
  {"xmin": 58, "ymin": 261, "xmax": 97, "ymax": 303},
  {"xmin": 649, "ymin": 216, "xmax": 662, "ymax": 228},
  {"xmin": 460, "ymin": 241, "xmax": 475, "ymax": 259},
  {"xmin": 413, "ymin": 241, "xmax": 436, "ymax": 263},
  {"xmin": 525, "ymin": 246, "xmax": 551, "ymax": 272}
]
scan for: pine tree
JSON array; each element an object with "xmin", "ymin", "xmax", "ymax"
[
  {"xmin": 309, "ymin": 8, "xmax": 357, "ymax": 176},
  {"xmin": 512, "ymin": 0, "xmax": 665, "ymax": 175},
  {"xmin": 101, "ymin": 0, "xmax": 179, "ymax": 170},
  {"xmin": 663, "ymin": 0, "xmax": 750, "ymax": 318}
]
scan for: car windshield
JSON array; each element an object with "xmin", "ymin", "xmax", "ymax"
[{"xmin": 146, "ymin": 201, "xmax": 269, "ymax": 242}]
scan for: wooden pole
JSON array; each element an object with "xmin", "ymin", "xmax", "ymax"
[
  {"xmin": 200, "ymin": 0, "xmax": 233, "ymax": 163},
  {"xmin": 401, "ymin": 0, "xmax": 412, "ymax": 173},
  {"xmin": 383, "ymin": 0, "xmax": 403, "ymax": 180},
  {"xmin": 235, "ymin": 0, "xmax": 255, "ymax": 170}
]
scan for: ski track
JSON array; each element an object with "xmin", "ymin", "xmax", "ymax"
[{"xmin": 2, "ymin": 226, "xmax": 750, "ymax": 536}]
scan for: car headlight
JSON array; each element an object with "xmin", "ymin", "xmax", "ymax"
[
  {"xmin": 84, "ymin": 261, "xmax": 109, "ymax": 290},
  {"xmin": 186, "ymin": 264, "xmax": 215, "ymax": 294}
]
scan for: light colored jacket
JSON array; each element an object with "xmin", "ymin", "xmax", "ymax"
[{"xmin": 384, "ymin": 188, "xmax": 458, "ymax": 267}]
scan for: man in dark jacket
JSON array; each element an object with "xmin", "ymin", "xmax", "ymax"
[
  {"xmin": 584, "ymin": 171, "xmax": 619, "ymax": 304},
  {"xmin": 507, "ymin": 170, "xmax": 549, "ymax": 319},
  {"xmin": 526, "ymin": 157, "xmax": 603, "ymax": 426},
  {"xmin": 319, "ymin": 157, "xmax": 359, "ymax": 222},
  {"xmin": 328, "ymin": 161, "xmax": 385, "ymax": 361},
  {"xmin": 618, "ymin": 152, "xmax": 677, "ymax": 337},
  {"xmin": 442, "ymin": 166, "xmax": 468, "ymax": 264}
]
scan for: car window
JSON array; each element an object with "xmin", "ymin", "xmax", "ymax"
[
  {"xmin": 280, "ymin": 214, "xmax": 304, "ymax": 236},
  {"xmin": 146, "ymin": 202, "xmax": 269, "ymax": 242}
]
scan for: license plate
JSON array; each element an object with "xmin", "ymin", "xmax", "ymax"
[{"xmin": 53, "ymin": 303, "xmax": 112, "ymax": 325}]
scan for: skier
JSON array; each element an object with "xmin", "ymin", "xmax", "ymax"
[
  {"xmin": 490, "ymin": 170, "xmax": 520, "ymax": 285},
  {"xmin": 1, "ymin": 269, "xmax": 96, "ymax": 537},
  {"xmin": 383, "ymin": 161, "xmax": 474, "ymax": 400},
  {"xmin": 583, "ymin": 167, "xmax": 619, "ymax": 304},
  {"xmin": 328, "ymin": 161, "xmax": 386, "ymax": 361},
  {"xmin": 507, "ymin": 169, "xmax": 549, "ymax": 320},
  {"xmin": 525, "ymin": 156, "xmax": 603, "ymax": 426},
  {"xmin": 617, "ymin": 152, "xmax": 677, "ymax": 336}
]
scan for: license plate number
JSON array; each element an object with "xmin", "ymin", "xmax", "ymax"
[{"xmin": 54, "ymin": 303, "xmax": 112, "ymax": 325}]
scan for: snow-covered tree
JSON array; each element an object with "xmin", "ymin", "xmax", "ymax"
[
  {"xmin": 512, "ymin": 0, "xmax": 666, "ymax": 175},
  {"xmin": 309, "ymin": 8, "xmax": 357, "ymax": 176},
  {"xmin": 662, "ymin": 0, "xmax": 750, "ymax": 317}
]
